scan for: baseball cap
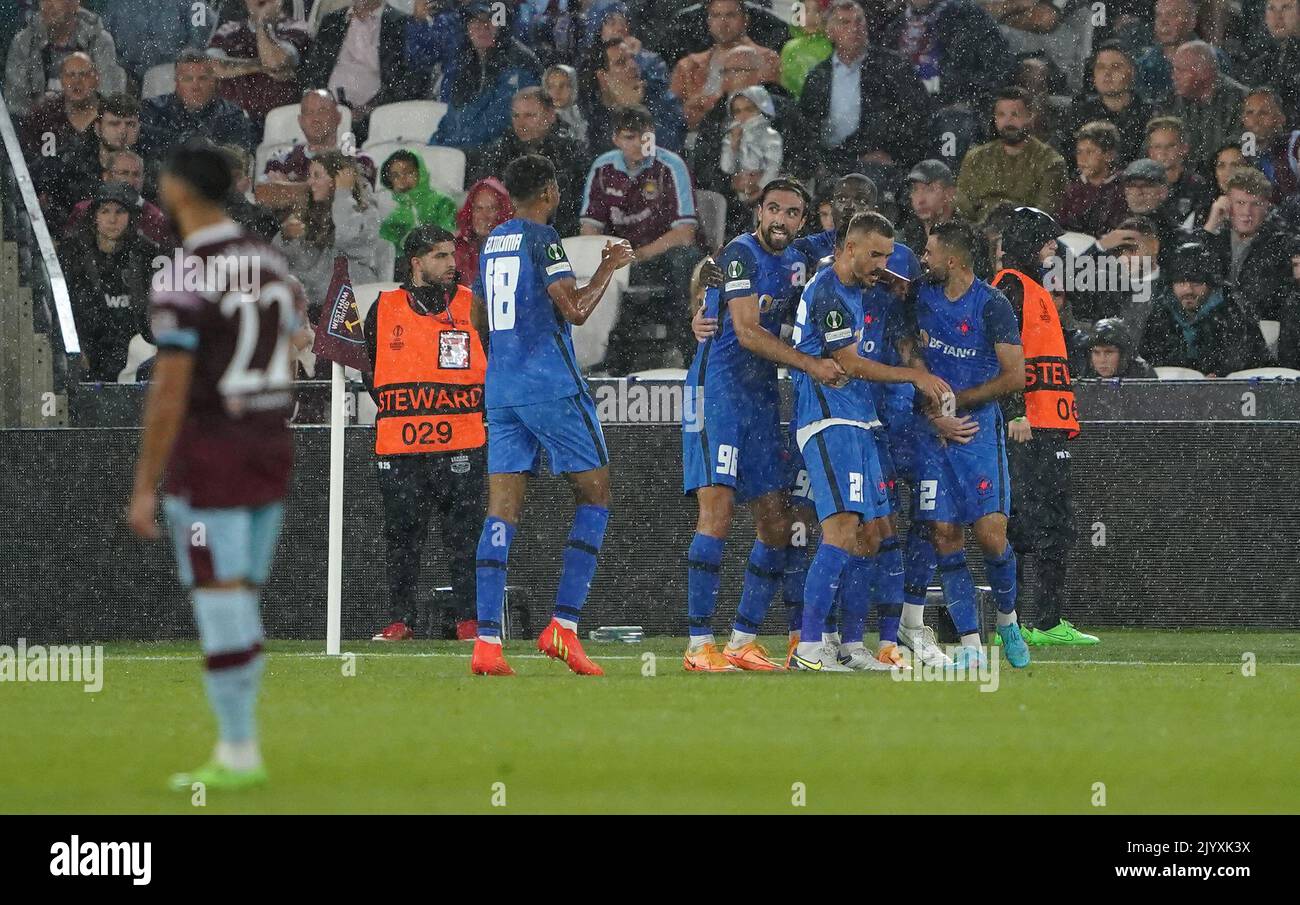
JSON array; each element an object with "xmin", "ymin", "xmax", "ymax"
[
  {"xmin": 907, "ymin": 159, "xmax": 955, "ymax": 186},
  {"xmin": 1122, "ymin": 158, "xmax": 1167, "ymax": 185},
  {"xmin": 92, "ymin": 181, "xmax": 140, "ymax": 213}
]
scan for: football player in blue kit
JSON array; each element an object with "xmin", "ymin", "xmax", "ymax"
[
  {"xmin": 468, "ymin": 154, "xmax": 635, "ymax": 678},
  {"xmin": 787, "ymin": 212, "xmax": 952, "ymax": 671},
  {"xmin": 681, "ymin": 178, "xmax": 847, "ymax": 672},
  {"xmin": 912, "ymin": 220, "xmax": 1031, "ymax": 668}
]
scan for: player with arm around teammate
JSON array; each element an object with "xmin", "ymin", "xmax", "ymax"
[{"xmin": 468, "ymin": 154, "xmax": 634, "ymax": 677}]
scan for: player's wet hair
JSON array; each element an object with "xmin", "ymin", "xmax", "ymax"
[
  {"xmin": 757, "ymin": 176, "xmax": 811, "ymax": 214},
  {"xmin": 162, "ymin": 141, "xmax": 233, "ymax": 203},
  {"xmin": 930, "ymin": 219, "xmax": 979, "ymax": 265},
  {"xmin": 841, "ymin": 211, "xmax": 894, "ymax": 246},
  {"xmin": 404, "ymin": 224, "xmax": 456, "ymax": 261},
  {"xmin": 502, "ymin": 153, "xmax": 557, "ymax": 204}
]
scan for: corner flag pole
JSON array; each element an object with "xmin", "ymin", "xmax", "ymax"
[{"xmin": 326, "ymin": 360, "xmax": 345, "ymax": 655}]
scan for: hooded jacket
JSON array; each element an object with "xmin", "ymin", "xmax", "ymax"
[
  {"xmin": 719, "ymin": 87, "xmax": 783, "ymax": 187},
  {"xmin": 455, "ymin": 178, "xmax": 514, "ymax": 281},
  {"xmin": 433, "ymin": 29, "xmax": 542, "ymax": 148},
  {"xmin": 1139, "ymin": 288, "xmax": 1270, "ymax": 376},
  {"xmin": 4, "ymin": 6, "xmax": 126, "ymax": 117},
  {"xmin": 379, "ymin": 150, "xmax": 458, "ymax": 257}
]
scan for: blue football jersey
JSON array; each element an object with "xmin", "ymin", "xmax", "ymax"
[
  {"xmin": 792, "ymin": 229, "xmax": 921, "ymax": 280},
  {"xmin": 859, "ymin": 285, "xmax": 915, "ymax": 426},
  {"xmin": 474, "ymin": 218, "xmax": 583, "ymax": 409},
  {"xmin": 688, "ymin": 232, "xmax": 808, "ymax": 392},
  {"xmin": 914, "ymin": 278, "xmax": 1020, "ymax": 422},
  {"xmin": 790, "ymin": 266, "xmax": 880, "ymax": 446}
]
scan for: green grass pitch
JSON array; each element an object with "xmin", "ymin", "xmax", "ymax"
[{"xmin": 3, "ymin": 630, "xmax": 1297, "ymax": 814}]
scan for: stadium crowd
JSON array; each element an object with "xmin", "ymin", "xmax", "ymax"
[{"xmin": 6, "ymin": 0, "xmax": 1300, "ymax": 381}]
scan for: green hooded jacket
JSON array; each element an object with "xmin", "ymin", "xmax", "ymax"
[{"xmin": 379, "ymin": 150, "xmax": 458, "ymax": 254}]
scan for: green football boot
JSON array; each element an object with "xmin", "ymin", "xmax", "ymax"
[
  {"xmin": 1030, "ymin": 620, "xmax": 1100, "ymax": 645},
  {"xmin": 168, "ymin": 762, "xmax": 268, "ymax": 792}
]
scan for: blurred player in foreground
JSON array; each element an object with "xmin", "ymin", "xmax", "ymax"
[
  {"xmin": 913, "ymin": 221, "xmax": 1030, "ymax": 669},
  {"xmin": 128, "ymin": 142, "xmax": 302, "ymax": 791},
  {"xmin": 788, "ymin": 213, "xmax": 951, "ymax": 671},
  {"xmin": 469, "ymin": 154, "xmax": 634, "ymax": 677}
]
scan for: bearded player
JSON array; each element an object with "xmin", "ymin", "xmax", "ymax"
[{"xmin": 128, "ymin": 142, "xmax": 302, "ymax": 791}]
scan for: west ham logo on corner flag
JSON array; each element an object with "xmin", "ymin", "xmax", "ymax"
[{"xmin": 311, "ymin": 255, "xmax": 369, "ymax": 371}]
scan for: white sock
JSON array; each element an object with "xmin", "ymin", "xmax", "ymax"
[
  {"xmin": 478, "ymin": 635, "xmax": 502, "ymax": 645},
  {"xmin": 822, "ymin": 631, "xmax": 841, "ymax": 646},
  {"xmin": 797, "ymin": 640, "xmax": 822, "ymax": 658},
  {"xmin": 728, "ymin": 629, "xmax": 756, "ymax": 648},
  {"xmin": 556, "ymin": 617, "xmax": 578, "ymax": 631},
  {"xmin": 841, "ymin": 641, "xmax": 864, "ymax": 654},
  {"xmin": 997, "ymin": 610, "xmax": 1017, "ymax": 627},
  {"xmin": 901, "ymin": 603, "xmax": 925, "ymax": 630},
  {"xmin": 216, "ymin": 739, "xmax": 262, "ymax": 771},
  {"xmin": 960, "ymin": 633, "xmax": 982, "ymax": 648},
  {"xmin": 688, "ymin": 634, "xmax": 714, "ymax": 651}
]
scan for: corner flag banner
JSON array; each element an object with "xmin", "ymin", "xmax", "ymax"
[{"xmin": 311, "ymin": 255, "xmax": 368, "ymax": 371}]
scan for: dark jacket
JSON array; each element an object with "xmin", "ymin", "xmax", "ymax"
[
  {"xmin": 1139, "ymin": 288, "xmax": 1270, "ymax": 375},
  {"xmin": 880, "ymin": 0, "xmax": 1013, "ymax": 112},
  {"xmin": 140, "ymin": 93, "xmax": 256, "ymax": 159},
  {"xmin": 1190, "ymin": 214, "xmax": 1295, "ymax": 321},
  {"xmin": 1242, "ymin": 36, "xmax": 1300, "ymax": 122},
  {"xmin": 471, "ymin": 124, "xmax": 588, "ymax": 236},
  {"xmin": 303, "ymin": 6, "xmax": 418, "ymax": 109},
  {"xmin": 1057, "ymin": 91, "xmax": 1154, "ymax": 165},
  {"xmin": 798, "ymin": 46, "xmax": 932, "ymax": 171},
  {"xmin": 1277, "ymin": 288, "xmax": 1300, "ymax": 370},
  {"xmin": 63, "ymin": 227, "xmax": 160, "ymax": 382},
  {"xmin": 433, "ymin": 35, "xmax": 542, "ymax": 148}
]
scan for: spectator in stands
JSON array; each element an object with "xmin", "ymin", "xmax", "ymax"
[
  {"xmin": 1081, "ymin": 317, "xmax": 1157, "ymax": 377},
  {"xmin": 430, "ymin": 1, "xmax": 542, "ymax": 149},
  {"xmin": 19, "ymin": 51, "xmax": 100, "ymax": 161},
  {"xmin": 207, "ymin": 0, "xmax": 311, "ymax": 125},
  {"xmin": 718, "ymin": 87, "xmax": 784, "ymax": 212},
  {"xmin": 453, "ymin": 176, "xmax": 513, "ymax": 279},
  {"xmin": 1140, "ymin": 240, "xmax": 1269, "ymax": 375},
  {"xmin": 140, "ymin": 50, "xmax": 256, "ymax": 163},
  {"xmin": 1239, "ymin": 88, "xmax": 1296, "ymax": 197},
  {"xmin": 1058, "ymin": 120, "xmax": 1127, "ymax": 236},
  {"xmin": 1277, "ymin": 238, "xmax": 1300, "ymax": 369},
  {"xmin": 799, "ymin": 0, "xmax": 932, "ymax": 175},
  {"xmin": 219, "ymin": 144, "xmax": 280, "ymax": 240},
  {"xmin": 956, "ymin": 86, "xmax": 1067, "ymax": 221},
  {"xmin": 580, "ymin": 104, "xmax": 702, "ymax": 367},
  {"xmin": 4, "ymin": 0, "xmax": 125, "ymax": 118},
  {"xmin": 1015, "ymin": 53, "xmax": 1067, "ymax": 147},
  {"xmin": 64, "ymin": 182, "xmax": 158, "ymax": 382},
  {"xmin": 884, "ymin": 0, "xmax": 1013, "ymax": 112},
  {"xmin": 405, "ymin": 0, "xmax": 467, "ymax": 98},
  {"xmin": 593, "ymin": 3, "xmax": 670, "ymax": 93},
  {"xmin": 65, "ymin": 150, "xmax": 174, "ymax": 248},
  {"xmin": 1145, "ymin": 116, "xmax": 1212, "ymax": 227},
  {"xmin": 1059, "ymin": 41, "xmax": 1152, "ymax": 165},
  {"xmin": 1194, "ymin": 167, "xmax": 1294, "ymax": 320},
  {"xmin": 583, "ymin": 36, "xmax": 685, "ymax": 154},
  {"xmin": 255, "ymin": 89, "xmax": 376, "ymax": 214},
  {"xmin": 52, "ymin": 92, "xmax": 148, "ymax": 216},
  {"xmin": 1134, "ymin": 0, "xmax": 1225, "ymax": 103},
  {"xmin": 670, "ymin": 0, "xmax": 780, "ymax": 130},
  {"xmin": 303, "ymin": 0, "xmax": 417, "ymax": 142},
  {"xmin": 1161, "ymin": 41, "xmax": 1246, "ymax": 172},
  {"xmin": 1243, "ymin": 0, "xmax": 1300, "ymax": 116},
  {"xmin": 1097, "ymin": 214, "xmax": 1167, "ymax": 344},
  {"xmin": 473, "ymin": 87, "xmax": 588, "ymax": 235},
  {"xmin": 899, "ymin": 159, "xmax": 956, "ymax": 253},
  {"xmin": 1115, "ymin": 157, "xmax": 1184, "ymax": 259},
  {"xmin": 273, "ymin": 151, "xmax": 379, "ymax": 310},
  {"xmin": 102, "ymin": 1, "xmax": 216, "ymax": 86},
  {"xmin": 780, "ymin": 0, "xmax": 832, "ymax": 99},
  {"xmin": 544, "ymin": 64, "xmax": 589, "ymax": 147},
  {"xmin": 379, "ymin": 149, "xmax": 458, "ymax": 280}
]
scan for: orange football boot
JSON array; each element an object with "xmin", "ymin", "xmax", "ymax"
[
  {"xmin": 876, "ymin": 642, "xmax": 911, "ymax": 670},
  {"xmin": 537, "ymin": 619, "xmax": 604, "ymax": 676},
  {"xmin": 785, "ymin": 632, "xmax": 800, "ymax": 669},
  {"xmin": 470, "ymin": 639, "xmax": 515, "ymax": 676},
  {"xmin": 683, "ymin": 641, "xmax": 739, "ymax": 672},
  {"xmin": 724, "ymin": 640, "xmax": 784, "ymax": 671}
]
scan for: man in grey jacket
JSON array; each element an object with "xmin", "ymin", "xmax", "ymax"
[{"xmin": 5, "ymin": 0, "xmax": 125, "ymax": 118}]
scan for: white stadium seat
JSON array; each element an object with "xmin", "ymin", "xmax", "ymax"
[
  {"xmin": 116, "ymin": 334, "xmax": 157, "ymax": 383},
  {"xmin": 352, "ymin": 281, "xmax": 401, "ymax": 324},
  {"xmin": 364, "ymin": 141, "xmax": 466, "ymax": 197},
  {"xmin": 628, "ymin": 368, "xmax": 688, "ymax": 380},
  {"xmin": 695, "ymin": 189, "xmax": 727, "ymax": 254},
  {"xmin": 365, "ymin": 101, "xmax": 448, "ymax": 147},
  {"xmin": 1058, "ymin": 231, "xmax": 1097, "ymax": 256},
  {"xmin": 1260, "ymin": 319, "xmax": 1281, "ymax": 357},
  {"xmin": 141, "ymin": 63, "xmax": 175, "ymax": 100},
  {"xmin": 1154, "ymin": 366, "xmax": 1206, "ymax": 379},
  {"xmin": 563, "ymin": 236, "xmax": 629, "ymax": 370},
  {"xmin": 1223, "ymin": 367, "xmax": 1300, "ymax": 379},
  {"xmin": 262, "ymin": 103, "xmax": 353, "ymax": 148}
]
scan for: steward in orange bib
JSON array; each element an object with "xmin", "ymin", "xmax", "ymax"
[
  {"xmin": 362, "ymin": 226, "xmax": 487, "ymax": 643},
  {"xmin": 992, "ymin": 207, "xmax": 1099, "ymax": 646}
]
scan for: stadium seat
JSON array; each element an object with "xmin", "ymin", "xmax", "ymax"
[
  {"xmin": 563, "ymin": 236, "xmax": 628, "ymax": 370},
  {"xmin": 1260, "ymin": 319, "xmax": 1280, "ymax": 357},
  {"xmin": 352, "ymin": 281, "xmax": 401, "ymax": 324},
  {"xmin": 305, "ymin": 0, "xmax": 352, "ymax": 35},
  {"xmin": 1058, "ymin": 231, "xmax": 1097, "ymax": 256},
  {"xmin": 373, "ymin": 240, "xmax": 396, "ymax": 282},
  {"xmin": 364, "ymin": 101, "xmax": 449, "ymax": 147},
  {"xmin": 1223, "ymin": 367, "xmax": 1300, "ymax": 379},
  {"xmin": 363, "ymin": 142, "xmax": 466, "ymax": 198},
  {"xmin": 628, "ymin": 368, "xmax": 688, "ymax": 380},
  {"xmin": 141, "ymin": 64, "xmax": 175, "ymax": 100},
  {"xmin": 695, "ymin": 190, "xmax": 727, "ymax": 254},
  {"xmin": 1154, "ymin": 366, "xmax": 1206, "ymax": 379},
  {"xmin": 116, "ymin": 334, "xmax": 157, "ymax": 384},
  {"xmin": 262, "ymin": 103, "xmax": 353, "ymax": 148}
]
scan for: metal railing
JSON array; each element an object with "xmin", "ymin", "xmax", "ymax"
[{"xmin": 0, "ymin": 84, "xmax": 79, "ymax": 417}]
